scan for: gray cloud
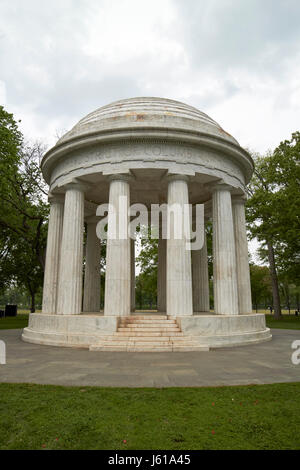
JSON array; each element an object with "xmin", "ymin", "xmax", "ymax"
[
  {"xmin": 174, "ymin": 0, "xmax": 300, "ymax": 69},
  {"xmin": 0, "ymin": 0, "xmax": 299, "ymax": 152}
]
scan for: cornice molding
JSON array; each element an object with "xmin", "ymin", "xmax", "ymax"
[{"xmin": 41, "ymin": 128, "xmax": 254, "ymax": 185}]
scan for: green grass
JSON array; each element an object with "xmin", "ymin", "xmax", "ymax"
[
  {"xmin": 265, "ymin": 314, "xmax": 300, "ymax": 330},
  {"xmin": 0, "ymin": 383, "xmax": 300, "ymax": 450},
  {"xmin": 0, "ymin": 314, "xmax": 29, "ymax": 330}
]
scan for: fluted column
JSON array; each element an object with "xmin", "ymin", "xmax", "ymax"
[
  {"xmin": 56, "ymin": 183, "xmax": 85, "ymax": 315},
  {"xmin": 131, "ymin": 238, "xmax": 135, "ymax": 312},
  {"xmin": 42, "ymin": 195, "xmax": 64, "ymax": 314},
  {"xmin": 157, "ymin": 234, "xmax": 166, "ymax": 312},
  {"xmin": 166, "ymin": 175, "xmax": 193, "ymax": 316},
  {"xmin": 104, "ymin": 175, "xmax": 131, "ymax": 316},
  {"xmin": 232, "ymin": 197, "xmax": 252, "ymax": 314},
  {"xmin": 192, "ymin": 228, "xmax": 210, "ymax": 312},
  {"xmin": 212, "ymin": 184, "xmax": 238, "ymax": 315},
  {"xmin": 83, "ymin": 221, "xmax": 101, "ymax": 312}
]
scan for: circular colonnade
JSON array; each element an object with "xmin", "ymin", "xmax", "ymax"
[{"xmin": 22, "ymin": 97, "xmax": 271, "ymax": 351}]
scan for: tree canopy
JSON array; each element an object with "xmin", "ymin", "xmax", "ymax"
[
  {"xmin": 246, "ymin": 131, "xmax": 300, "ymax": 317},
  {"xmin": 0, "ymin": 106, "xmax": 49, "ymax": 311}
]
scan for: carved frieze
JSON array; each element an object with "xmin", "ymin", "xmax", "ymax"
[{"xmin": 50, "ymin": 141, "xmax": 245, "ymax": 190}]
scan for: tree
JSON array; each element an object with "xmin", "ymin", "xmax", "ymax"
[
  {"xmin": 268, "ymin": 132, "xmax": 300, "ymax": 280},
  {"xmin": 0, "ymin": 105, "xmax": 22, "ymax": 172},
  {"xmin": 246, "ymin": 132, "xmax": 300, "ymax": 319},
  {"xmin": 250, "ymin": 265, "xmax": 272, "ymax": 312},
  {"xmin": 0, "ymin": 106, "xmax": 49, "ymax": 311},
  {"xmin": 136, "ymin": 228, "xmax": 158, "ymax": 309},
  {"xmin": 0, "ymin": 239, "xmax": 44, "ymax": 312}
]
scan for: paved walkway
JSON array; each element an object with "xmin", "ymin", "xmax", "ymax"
[{"xmin": 0, "ymin": 329, "xmax": 299, "ymax": 387}]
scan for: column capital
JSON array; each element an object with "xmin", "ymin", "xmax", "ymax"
[
  {"xmin": 167, "ymin": 173, "xmax": 190, "ymax": 184},
  {"xmin": 108, "ymin": 173, "xmax": 134, "ymax": 184},
  {"xmin": 211, "ymin": 182, "xmax": 234, "ymax": 193},
  {"xmin": 231, "ymin": 194, "xmax": 247, "ymax": 205},
  {"xmin": 60, "ymin": 178, "xmax": 91, "ymax": 193},
  {"xmin": 48, "ymin": 192, "xmax": 64, "ymax": 204}
]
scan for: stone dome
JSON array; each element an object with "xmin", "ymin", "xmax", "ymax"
[
  {"xmin": 57, "ymin": 97, "xmax": 239, "ymax": 147},
  {"xmin": 42, "ymin": 97, "xmax": 253, "ymax": 187}
]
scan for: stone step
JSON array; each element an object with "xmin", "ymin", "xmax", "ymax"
[
  {"xmin": 119, "ymin": 319, "xmax": 176, "ymax": 325},
  {"xmin": 90, "ymin": 343, "xmax": 209, "ymax": 352},
  {"xmin": 88, "ymin": 315, "xmax": 209, "ymax": 352},
  {"xmin": 118, "ymin": 327, "xmax": 181, "ymax": 332},
  {"xmin": 119, "ymin": 318, "xmax": 177, "ymax": 325},
  {"xmin": 94, "ymin": 335, "xmax": 197, "ymax": 342},
  {"xmin": 108, "ymin": 331, "xmax": 185, "ymax": 337},
  {"xmin": 127, "ymin": 315, "xmax": 168, "ymax": 320},
  {"xmin": 90, "ymin": 345, "xmax": 174, "ymax": 352},
  {"xmin": 172, "ymin": 345, "xmax": 209, "ymax": 352},
  {"xmin": 100, "ymin": 341, "xmax": 180, "ymax": 347},
  {"xmin": 92, "ymin": 337, "xmax": 204, "ymax": 345},
  {"xmin": 118, "ymin": 323, "xmax": 180, "ymax": 329},
  {"xmin": 119, "ymin": 324, "xmax": 178, "ymax": 329}
]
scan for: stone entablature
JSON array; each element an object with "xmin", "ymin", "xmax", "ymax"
[{"xmin": 48, "ymin": 140, "xmax": 248, "ymax": 195}]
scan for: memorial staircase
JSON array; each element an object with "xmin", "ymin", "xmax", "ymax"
[{"xmin": 90, "ymin": 315, "xmax": 209, "ymax": 352}]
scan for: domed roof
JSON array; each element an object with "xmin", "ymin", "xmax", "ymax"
[
  {"xmin": 57, "ymin": 97, "xmax": 239, "ymax": 147},
  {"xmin": 42, "ymin": 96, "xmax": 254, "ymax": 186}
]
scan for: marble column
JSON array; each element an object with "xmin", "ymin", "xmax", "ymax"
[
  {"xmin": 212, "ymin": 184, "xmax": 239, "ymax": 315},
  {"xmin": 166, "ymin": 175, "xmax": 193, "ymax": 316},
  {"xmin": 157, "ymin": 234, "xmax": 166, "ymax": 312},
  {"xmin": 192, "ymin": 228, "xmax": 210, "ymax": 312},
  {"xmin": 56, "ymin": 183, "xmax": 85, "ymax": 315},
  {"xmin": 83, "ymin": 221, "xmax": 101, "ymax": 312},
  {"xmin": 232, "ymin": 196, "xmax": 252, "ymax": 314},
  {"xmin": 42, "ymin": 195, "xmax": 64, "ymax": 314},
  {"xmin": 131, "ymin": 238, "xmax": 135, "ymax": 312},
  {"xmin": 104, "ymin": 175, "xmax": 131, "ymax": 316}
]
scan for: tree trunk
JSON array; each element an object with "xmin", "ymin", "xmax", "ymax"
[
  {"xmin": 286, "ymin": 287, "xmax": 290, "ymax": 314},
  {"xmin": 30, "ymin": 292, "xmax": 35, "ymax": 313},
  {"xmin": 267, "ymin": 241, "xmax": 281, "ymax": 319},
  {"xmin": 138, "ymin": 291, "xmax": 143, "ymax": 310},
  {"xmin": 27, "ymin": 284, "xmax": 36, "ymax": 313}
]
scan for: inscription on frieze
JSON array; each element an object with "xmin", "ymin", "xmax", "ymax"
[{"xmin": 50, "ymin": 141, "xmax": 244, "ymax": 186}]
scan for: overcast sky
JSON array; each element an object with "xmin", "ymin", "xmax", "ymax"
[{"xmin": 0, "ymin": 0, "xmax": 299, "ymax": 154}]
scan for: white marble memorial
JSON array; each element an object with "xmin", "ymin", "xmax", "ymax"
[{"xmin": 22, "ymin": 97, "xmax": 271, "ymax": 351}]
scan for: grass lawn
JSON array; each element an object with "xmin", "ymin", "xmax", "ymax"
[
  {"xmin": 0, "ymin": 314, "xmax": 29, "ymax": 330},
  {"xmin": 0, "ymin": 382, "xmax": 299, "ymax": 450},
  {"xmin": 265, "ymin": 314, "xmax": 300, "ymax": 330}
]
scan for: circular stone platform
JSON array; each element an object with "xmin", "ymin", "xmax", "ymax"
[{"xmin": 22, "ymin": 313, "xmax": 271, "ymax": 351}]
